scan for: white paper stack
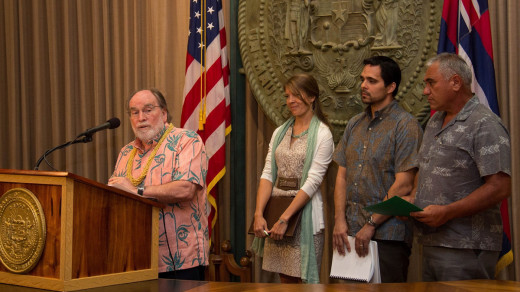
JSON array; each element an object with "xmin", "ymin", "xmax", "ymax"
[{"xmin": 330, "ymin": 236, "xmax": 381, "ymax": 283}]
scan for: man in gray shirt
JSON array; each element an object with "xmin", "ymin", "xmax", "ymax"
[
  {"xmin": 410, "ymin": 53, "xmax": 511, "ymax": 281},
  {"xmin": 333, "ymin": 56, "xmax": 422, "ymax": 282}
]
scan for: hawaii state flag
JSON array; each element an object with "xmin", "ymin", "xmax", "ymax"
[
  {"xmin": 438, "ymin": 0, "xmax": 512, "ymax": 276},
  {"xmin": 181, "ymin": 0, "xmax": 231, "ymax": 241}
]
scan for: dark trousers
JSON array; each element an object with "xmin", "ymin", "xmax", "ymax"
[
  {"xmin": 376, "ymin": 240, "xmax": 411, "ymax": 283},
  {"xmin": 158, "ymin": 266, "xmax": 206, "ymax": 281},
  {"xmin": 422, "ymin": 246, "xmax": 499, "ymax": 281}
]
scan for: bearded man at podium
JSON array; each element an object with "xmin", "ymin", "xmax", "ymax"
[{"xmin": 108, "ymin": 88, "xmax": 209, "ymax": 281}]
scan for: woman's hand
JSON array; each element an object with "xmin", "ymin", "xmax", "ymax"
[
  {"xmin": 253, "ymin": 215, "xmax": 269, "ymax": 238},
  {"xmin": 268, "ymin": 219, "xmax": 289, "ymax": 240}
]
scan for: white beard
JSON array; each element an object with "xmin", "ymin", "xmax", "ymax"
[{"xmin": 134, "ymin": 122, "xmax": 165, "ymax": 143}]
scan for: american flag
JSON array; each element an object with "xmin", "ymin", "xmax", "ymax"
[
  {"xmin": 181, "ymin": 0, "xmax": 231, "ymax": 240},
  {"xmin": 438, "ymin": 0, "xmax": 512, "ymax": 276}
]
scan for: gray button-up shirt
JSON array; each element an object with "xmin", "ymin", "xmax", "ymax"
[
  {"xmin": 414, "ymin": 96, "xmax": 511, "ymax": 251},
  {"xmin": 333, "ymin": 100, "xmax": 422, "ymax": 244}
]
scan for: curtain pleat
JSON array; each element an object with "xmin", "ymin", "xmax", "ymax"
[{"xmin": 489, "ymin": 0, "xmax": 520, "ymax": 280}]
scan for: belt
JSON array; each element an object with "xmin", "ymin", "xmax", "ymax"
[{"xmin": 276, "ymin": 177, "xmax": 300, "ymax": 191}]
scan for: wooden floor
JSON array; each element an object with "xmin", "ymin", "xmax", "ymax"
[{"xmin": 1, "ymin": 279, "xmax": 520, "ymax": 292}]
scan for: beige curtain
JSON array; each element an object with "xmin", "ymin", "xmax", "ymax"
[
  {"xmin": 0, "ymin": 0, "xmax": 189, "ymax": 182},
  {"xmin": 489, "ymin": 0, "xmax": 520, "ymax": 281}
]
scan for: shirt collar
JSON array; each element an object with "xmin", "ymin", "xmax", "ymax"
[
  {"xmin": 431, "ymin": 95, "xmax": 479, "ymax": 130},
  {"xmin": 365, "ymin": 99, "xmax": 398, "ymax": 120},
  {"xmin": 454, "ymin": 95, "xmax": 479, "ymax": 121}
]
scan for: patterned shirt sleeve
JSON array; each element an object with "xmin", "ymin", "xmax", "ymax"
[
  {"xmin": 394, "ymin": 113, "xmax": 423, "ymax": 173},
  {"xmin": 472, "ymin": 114, "xmax": 511, "ymax": 177},
  {"xmin": 172, "ymin": 130, "xmax": 208, "ymax": 188}
]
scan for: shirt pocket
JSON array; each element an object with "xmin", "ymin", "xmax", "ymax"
[{"xmin": 435, "ymin": 143, "xmax": 474, "ymax": 174}]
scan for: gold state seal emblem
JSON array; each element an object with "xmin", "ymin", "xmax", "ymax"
[
  {"xmin": 0, "ymin": 188, "xmax": 46, "ymax": 273},
  {"xmin": 239, "ymin": 0, "xmax": 442, "ymax": 141}
]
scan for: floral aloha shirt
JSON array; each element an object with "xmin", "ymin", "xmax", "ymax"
[{"xmin": 111, "ymin": 124, "xmax": 209, "ymax": 272}]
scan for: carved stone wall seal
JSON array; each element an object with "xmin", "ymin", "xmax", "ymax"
[
  {"xmin": 0, "ymin": 188, "xmax": 46, "ymax": 274},
  {"xmin": 239, "ymin": 0, "xmax": 442, "ymax": 141}
]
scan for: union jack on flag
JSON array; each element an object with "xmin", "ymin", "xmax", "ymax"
[
  {"xmin": 181, "ymin": 0, "xmax": 231, "ymax": 241},
  {"xmin": 438, "ymin": 0, "xmax": 512, "ymax": 276}
]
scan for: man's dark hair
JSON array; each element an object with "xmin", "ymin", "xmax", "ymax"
[{"xmin": 363, "ymin": 56, "xmax": 401, "ymax": 97}]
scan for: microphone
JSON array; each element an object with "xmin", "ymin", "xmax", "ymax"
[
  {"xmin": 34, "ymin": 117, "xmax": 121, "ymax": 170},
  {"xmin": 77, "ymin": 117, "xmax": 120, "ymax": 138}
]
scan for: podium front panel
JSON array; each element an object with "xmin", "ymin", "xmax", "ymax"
[
  {"xmin": 71, "ymin": 180, "xmax": 153, "ymax": 278},
  {"xmin": 0, "ymin": 178, "xmax": 64, "ymax": 279},
  {"xmin": 0, "ymin": 170, "xmax": 159, "ymax": 291}
]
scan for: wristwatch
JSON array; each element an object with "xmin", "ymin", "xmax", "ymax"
[
  {"xmin": 137, "ymin": 186, "xmax": 145, "ymax": 196},
  {"xmin": 367, "ymin": 215, "xmax": 378, "ymax": 228}
]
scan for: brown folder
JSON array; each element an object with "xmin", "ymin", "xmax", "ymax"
[{"xmin": 248, "ymin": 196, "xmax": 303, "ymax": 237}]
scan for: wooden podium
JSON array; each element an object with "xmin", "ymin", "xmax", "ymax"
[{"xmin": 0, "ymin": 169, "xmax": 163, "ymax": 291}]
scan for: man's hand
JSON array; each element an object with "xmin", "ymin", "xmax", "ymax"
[
  {"xmin": 355, "ymin": 224, "xmax": 376, "ymax": 257},
  {"xmin": 333, "ymin": 218, "xmax": 350, "ymax": 256},
  {"xmin": 108, "ymin": 177, "xmax": 137, "ymax": 194},
  {"xmin": 410, "ymin": 204, "xmax": 450, "ymax": 227}
]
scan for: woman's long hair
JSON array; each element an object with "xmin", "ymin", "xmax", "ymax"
[{"xmin": 284, "ymin": 73, "xmax": 331, "ymax": 130}]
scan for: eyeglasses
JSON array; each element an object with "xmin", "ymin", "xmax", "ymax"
[{"xmin": 128, "ymin": 105, "xmax": 161, "ymax": 118}]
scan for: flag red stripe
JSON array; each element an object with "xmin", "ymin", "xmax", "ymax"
[
  {"xmin": 223, "ymin": 64, "xmax": 230, "ymax": 87},
  {"xmin": 185, "ymin": 53, "xmax": 194, "ymax": 73},
  {"xmin": 220, "ymin": 27, "xmax": 229, "ymax": 88},
  {"xmin": 205, "ymin": 58, "xmax": 224, "ymax": 93},
  {"xmin": 461, "ymin": 0, "xmax": 478, "ymax": 25},
  {"xmin": 472, "ymin": 11, "xmax": 494, "ymax": 59},
  {"xmin": 443, "ymin": 0, "xmax": 459, "ymax": 52},
  {"xmin": 198, "ymin": 101, "xmax": 227, "ymax": 137},
  {"xmin": 500, "ymin": 201, "xmax": 511, "ymax": 239},
  {"xmin": 182, "ymin": 58, "xmax": 223, "ymax": 126},
  {"xmin": 181, "ymin": 77, "xmax": 203, "ymax": 125},
  {"xmin": 460, "ymin": 0, "xmax": 494, "ymax": 59}
]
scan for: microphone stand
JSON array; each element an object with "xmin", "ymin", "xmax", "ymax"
[{"xmin": 34, "ymin": 134, "xmax": 93, "ymax": 170}]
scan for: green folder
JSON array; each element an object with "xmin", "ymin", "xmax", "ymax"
[{"xmin": 364, "ymin": 196, "xmax": 423, "ymax": 216}]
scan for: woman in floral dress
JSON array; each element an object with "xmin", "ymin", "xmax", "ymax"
[{"xmin": 252, "ymin": 74, "xmax": 334, "ymax": 283}]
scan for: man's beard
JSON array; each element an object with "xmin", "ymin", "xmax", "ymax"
[
  {"xmin": 361, "ymin": 91, "xmax": 372, "ymax": 105},
  {"xmin": 134, "ymin": 122, "xmax": 165, "ymax": 143}
]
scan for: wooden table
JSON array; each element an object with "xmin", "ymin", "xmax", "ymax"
[
  {"xmin": 1, "ymin": 279, "xmax": 519, "ymax": 291},
  {"xmin": 183, "ymin": 280, "xmax": 520, "ymax": 292}
]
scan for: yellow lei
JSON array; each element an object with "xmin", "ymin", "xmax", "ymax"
[{"xmin": 126, "ymin": 124, "xmax": 174, "ymax": 186}]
